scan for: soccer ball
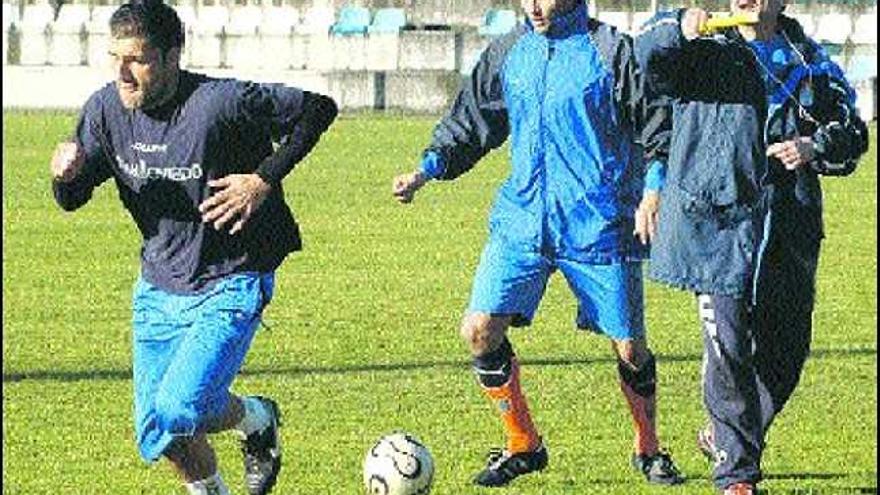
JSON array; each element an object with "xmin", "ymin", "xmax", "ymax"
[{"xmin": 363, "ymin": 432, "xmax": 434, "ymax": 495}]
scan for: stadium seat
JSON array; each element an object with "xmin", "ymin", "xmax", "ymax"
[
  {"xmin": 368, "ymin": 8, "xmax": 406, "ymax": 34},
  {"xmin": 86, "ymin": 5, "xmax": 115, "ymax": 68},
  {"xmin": 49, "ymin": 4, "xmax": 89, "ymax": 65},
  {"xmin": 399, "ymin": 29, "xmax": 456, "ymax": 71},
  {"xmin": 846, "ymin": 54, "xmax": 877, "ymax": 83},
  {"xmin": 173, "ymin": 5, "xmax": 196, "ymax": 67},
  {"xmin": 190, "ymin": 5, "xmax": 228, "ymax": 68},
  {"xmin": 225, "ymin": 5, "xmax": 262, "ymax": 70},
  {"xmin": 331, "ymin": 5, "xmax": 371, "ymax": 36},
  {"xmin": 18, "ymin": 4, "xmax": 54, "ymax": 65},
  {"xmin": 787, "ymin": 13, "xmax": 816, "ymax": 37},
  {"xmin": 3, "ymin": 2, "xmax": 17, "ymax": 65},
  {"xmin": 195, "ymin": 5, "xmax": 228, "ymax": 35},
  {"xmin": 174, "ymin": 4, "xmax": 197, "ymax": 33},
  {"xmin": 850, "ymin": 13, "xmax": 877, "ymax": 45},
  {"xmin": 478, "ymin": 9, "xmax": 518, "ymax": 37},
  {"xmin": 299, "ymin": 5, "xmax": 335, "ymax": 35},
  {"xmin": 3, "ymin": 2, "xmax": 17, "ymax": 29},
  {"xmin": 597, "ymin": 11, "xmax": 630, "ymax": 31},
  {"xmin": 365, "ymin": 30, "xmax": 400, "ymax": 70},
  {"xmin": 814, "ymin": 13, "xmax": 852, "ymax": 44},
  {"xmin": 259, "ymin": 6, "xmax": 299, "ymax": 70}
]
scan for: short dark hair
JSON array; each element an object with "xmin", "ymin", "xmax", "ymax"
[{"xmin": 110, "ymin": 0, "xmax": 184, "ymax": 54}]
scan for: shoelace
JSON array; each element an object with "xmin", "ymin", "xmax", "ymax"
[{"xmin": 485, "ymin": 449, "xmax": 508, "ymax": 469}]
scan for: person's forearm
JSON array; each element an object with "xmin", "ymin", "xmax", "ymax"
[{"xmin": 255, "ymin": 93, "xmax": 338, "ymax": 186}]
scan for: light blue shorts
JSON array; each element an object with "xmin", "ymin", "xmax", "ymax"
[
  {"xmin": 467, "ymin": 239, "xmax": 645, "ymax": 340},
  {"xmin": 131, "ymin": 272, "xmax": 274, "ymax": 462}
]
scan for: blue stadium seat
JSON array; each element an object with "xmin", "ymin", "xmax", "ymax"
[
  {"xmin": 331, "ymin": 5, "xmax": 370, "ymax": 36},
  {"xmin": 368, "ymin": 8, "xmax": 406, "ymax": 34},
  {"xmin": 846, "ymin": 54, "xmax": 878, "ymax": 83},
  {"xmin": 478, "ymin": 9, "xmax": 518, "ymax": 37}
]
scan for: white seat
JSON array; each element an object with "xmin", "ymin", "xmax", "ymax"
[
  {"xmin": 20, "ymin": 4, "xmax": 53, "ymax": 32},
  {"xmin": 3, "ymin": 3, "xmax": 17, "ymax": 30},
  {"xmin": 49, "ymin": 4, "xmax": 90, "ymax": 65},
  {"xmin": 174, "ymin": 5, "xmax": 197, "ymax": 33},
  {"xmin": 52, "ymin": 4, "xmax": 89, "ymax": 33},
  {"xmin": 258, "ymin": 7, "xmax": 298, "ymax": 70},
  {"xmin": 2, "ymin": 2, "xmax": 14, "ymax": 65},
  {"xmin": 596, "ymin": 11, "xmax": 629, "ymax": 32},
  {"xmin": 173, "ymin": 6, "xmax": 196, "ymax": 67},
  {"xmin": 226, "ymin": 5, "xmax": 261, "ymax": 36},
  {"xmin": 195, "ymin": 5, "xmax": 228, "ymax": 35},
  {"xmin": 86, "ymin": 6, "xmax": 117, "ymax": 68},
  {"xmin": 225, "ymin": 6, "xmax": 261, "ymax": 70},
  {"xmin": 814, "ymin": 13, "xmax": 852, "ymax": 45},
  {"xmin": 260, "ymin": 6, "xmax": 298, "ymax": 35},
  {"xmin": 298, "ymin": 5, "xmax": 334, "ymax": 35},
  {"xmin": 19, "ymin": 4, "xmax": 54, "ymax": 65},
  {"xmin": 850, "ymin": 13, "xmax": 877, "ymax": 45},
  {"xmin": 187, "ymin": 6, "xmax": 227, "ymax": 68},
  {"xmin": 87, "ymin": 5, "xmax": 116, "ymax": 34}
]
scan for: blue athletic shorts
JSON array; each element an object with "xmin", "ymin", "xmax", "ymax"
[
  {"xmin": 131, "ymin": 272, "xmax": 274, "ymax": 462},
  {"xmin": 467, "ymin": 239, "xmax": 645, "ymax": 340}
]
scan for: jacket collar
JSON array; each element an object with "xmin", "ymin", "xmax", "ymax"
[{"xmin": 525, "ymin": 3, "xmax": 589, "ymax": 39}]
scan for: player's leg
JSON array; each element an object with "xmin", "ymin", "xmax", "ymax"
[
  {"xmin": 697, "ymin": 294, "xmax": 763, "ymax": 492},
  {"xmin": 164, "ymin": 434, "xmax": 231, "ymax": 494},
  {"xmin": 131, "ymin": 276, "xmax": 232, "ymax": 494},
  {"xmin": 154, "ymin": 273, "xmax": 280, "ymax": 495},
  {"xmin": 464, "ymin": 239, "xmax": 551, "ymax": 487},
  {"xmin": 559, "ymin": 259, "xmax": 683, "ymax": 485},
  {"xmin": 611, "ymin": 338, "xmax": 657, "ymax": 456},
  {"xmin": 752, "ymin": 237, "xmax": 819, "ymax": 432}
]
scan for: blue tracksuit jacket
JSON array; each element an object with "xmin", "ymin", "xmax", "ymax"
[{"xmin": 421, "ymin": 4, "xmax": 666, "ymax": 263}]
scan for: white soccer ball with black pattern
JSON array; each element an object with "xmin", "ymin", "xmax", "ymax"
[{"xmin": 363, "ymin": 432, "xmax": 434, "ymax": 495}]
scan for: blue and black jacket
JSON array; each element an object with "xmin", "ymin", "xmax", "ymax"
[
  {"xmin": 635, "ymin": 10, "xmax": 868, "ymax": 298},
  {"xmin": 421, "ymin": 3, "xmax": 667, "ymax": 263}
]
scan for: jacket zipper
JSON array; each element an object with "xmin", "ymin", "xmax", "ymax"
[{"xmin": 539, "ymin": 39, "xmax": 555, "ymax": 249}]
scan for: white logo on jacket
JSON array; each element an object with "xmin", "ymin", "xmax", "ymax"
[
  {"xmin": 116, "ymin": 155, "xmax": 203, "ymax": 182},
  {"xmin": 130, "ymin": 142, "xmax": 169, "ymax": 153}
]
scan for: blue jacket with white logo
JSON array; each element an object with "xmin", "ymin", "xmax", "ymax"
[
  {"xmin": 634, "ymin": 11, "xmax": 868, "ymax": 297},
  {"xmin": 421, "ymin": 4, "xmax": 666, "ymax": 262}
]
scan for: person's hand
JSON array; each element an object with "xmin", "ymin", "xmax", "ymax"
[
  {"xmin": 682, "ymin": 8, "xmax": 711, "ymax": 40},
  {"xmin": 392, "ymin": 171, "xmax": 427, "ymax": 204},
  {"xmin": 766, "ymin": 137, "xmax": 816, "ymax": 170},
  {"xmin": 634, "ymin": 191, "xmax": 661, "ymax": 245},
  {"xmin": 50, "ymin": 142, "xmax": 86, "ymax": 183},
  {"xmin": 198, "ymin": 173, "xmax": 271, "ymax": 235}
]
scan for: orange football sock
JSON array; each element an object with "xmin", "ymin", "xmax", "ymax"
[
  {"xmin": 482, "ymin": 357, "xmax": 541, "ymax": 453},
  {"xmin": 619, "ymin": 379, "xmax": 660, "ymax": 456}
]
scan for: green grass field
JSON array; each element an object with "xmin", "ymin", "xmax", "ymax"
[{"xmin": 3, "ymin": 111, "xmax": 876, "ymax": 494}]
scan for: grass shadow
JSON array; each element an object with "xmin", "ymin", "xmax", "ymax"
[{"xmin": 3, "ymin": 346, "xmax": 875, "ymax": 384}]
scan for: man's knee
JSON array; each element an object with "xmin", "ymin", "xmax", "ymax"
[
  {"xmin": 613, "ymin": 338, "xmax": 652, "ymax": 367},
  {"xmin": 459, "ymin": 313, "xmax": 509, "ymax": 356}
]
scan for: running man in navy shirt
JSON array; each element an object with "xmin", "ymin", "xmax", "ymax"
[{"xmin": 49, "ymin": 1, "xmax": 337, "ymax": 493}]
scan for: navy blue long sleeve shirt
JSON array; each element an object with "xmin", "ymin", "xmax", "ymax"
[{"xmin": 53, "ymin": 70, "xmax": 337, "ymax": 294}]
